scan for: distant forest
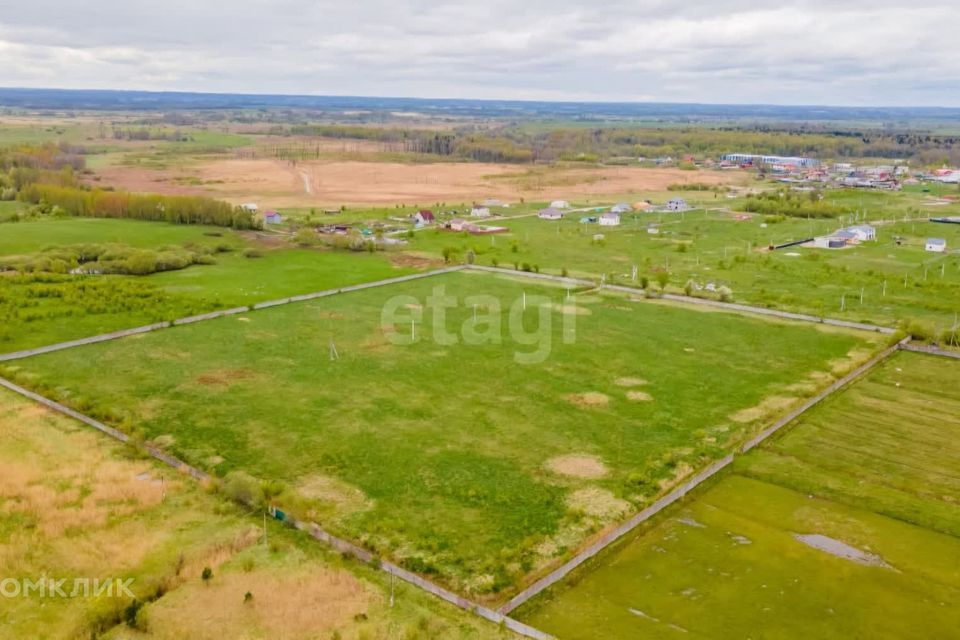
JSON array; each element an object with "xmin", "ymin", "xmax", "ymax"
[{"xmin": 275, "ymin": 124, "xmax": 960, "ymax": 165}]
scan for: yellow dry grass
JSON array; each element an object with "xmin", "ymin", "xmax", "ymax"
[
  {"xmin": 564, "ymin": 392, "xmax": 610, "ymax": 408},
  {"xmin": 566, "ymin": 488, "xmax": 631, "ymax": 520},
  {"xmin": 545, "ymin": 454, "xmax": 609, "ymax": 479},
  {"xmin": 729, "ymin": 395, "xmax": 798, "ymax": 424}
]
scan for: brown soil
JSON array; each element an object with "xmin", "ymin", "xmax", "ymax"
[
  {"xmin": 195, "ymin": 368, "xmax": 256, "ymax": 387},
  {"xmin": 546, "ymin": 454, "xmax": 609, "ymax": 479},
  {"xmin": 626, "ymin": 391, "xmax": 653, "ymax": 402},
  {"xmin": 93, "ymin": 157, "xmax": 743, "ymax": 207},
  {"xmin": 565, "ymin": 392, "xmax": 610, "ymax": 408}
]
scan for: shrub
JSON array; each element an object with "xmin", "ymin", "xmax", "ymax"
[
  {"xmin": 201, "ymin": 567, "xmax": 213, "ymax": 584},
  {"xmin": 242, "ymin": 248, "xmax": 263, "ymax": 259},
  {"xmin": 223, "ymin": 471, "xmax": 265, "ymax": 507}
]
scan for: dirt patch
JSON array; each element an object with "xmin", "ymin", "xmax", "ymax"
[
  {"xmin": 546, "ymin": 454, "xmax": 609, "ymax": 479},
  {"xmin": 389, "ymin": 252, "xmax": 443, "ymax": 270},
  {"xmin": 566, "ymin": 487, "xmax": 631, "ymax": 520},
  {"xmin": 298, "ymin": 475, "xmax": 372, "ymax": 513},
  {"xmin": 626, "ymin": 391, "xmax": 653, "ymax": 402},
  {"xmin": 729, "ymin": 395, "xmax": 797, "ymax": 423},
  {"xmin": 565, "ymin": 392, "xmax": 610, "ymax": 408},
  {"xmin": 794, "ymin": 534, "xmax": 893, "ymax": 568},
  {"xmin": 615, "ymin": 377, "xmax": 648, "ymax": 387},
  {"xmin": 195, "ymin": 368, "xmax": 256, "ymax": 387}
]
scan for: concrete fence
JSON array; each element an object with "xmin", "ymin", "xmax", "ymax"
[
  {"xmin": 0, "ymin": 370, "xmax": 551, "ymax": 640},
  {"xmin": 465, "ymin": 265, "xmax": 894, "ymax": 335},
  {"xmin": 901, "ymin": 343, "xmax": 960, "ymax": 360},
  {"xmin": 740, "ymin": 338, "xmax": 909, "ymax": 453},
  {"xmin": 498, "ymin": 454, "xmax": 736, "ymax": 615},
  {"xmin": 498, "ymin": 337, "xmax": 912, "ymax": 616},
  {"xmin": 0, "ymin": 266, "xmax": 466, "ymax": 364}
]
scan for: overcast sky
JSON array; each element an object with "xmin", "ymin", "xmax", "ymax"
[{"xmin": 1, "ymin": 1, "xmax": 958, "ymax": 106}]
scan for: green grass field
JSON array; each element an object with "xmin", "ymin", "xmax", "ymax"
[
  {"xmin": 0, "ymin": 388, "xmax": 511, "ymax": 640},
  {"xmin": 1, "ymin": 271, "xmax": 882, "ymax": 597},
  {"xmin": 517, "ymin": 351, "xmax": 960, "ymax": 638},
  {"xmin": 407, "ymin": 197, "xmax": 960, "ymax": 328},
  {"xmin": 0, "ymin": 218, "xmax": 413, "ymax": 351}
]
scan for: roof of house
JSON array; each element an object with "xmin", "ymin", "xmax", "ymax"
[
  {"xmin": 832, "ymin": 230, "xmax": 857, "ymax": 239},
  {"xmin": 927, "ymin": 237, "xmax": 947, "ymax": 245},
  {"xmin": 539, "ymin": 207, "xmax": 563, "ymax": 216},
  {"xmin": 847, "ymin": 224, "xmax": 875, "ymax": 232},
  {"xmin": 416, "ymin": 210, "xmax": 435, "ymax": 220},
  {"xmin": 600, "ymin": 211, "xmax": 620, "ymax": 218}
]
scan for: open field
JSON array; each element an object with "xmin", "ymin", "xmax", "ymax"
[
  {"xmin": 517, "ymin": 351, "xmax": 960, "ymax": 638},
  {"xmin": 0, "ymin": 388, "xmax": 509, "ymax": 640},
  {"xmin": 406, "ymin": 198, "xmax": 960, "ymax": 328},
  {"xmin": 0, "ymin": 218, "xmax": 413, "ymax": 352},
  {"xmin": 92, "ymin": 157, "xmax": 745, "ymax": 207},
  {"xmin": 1, "ymin": 270, "xmax": 883, "ymax": 598}
]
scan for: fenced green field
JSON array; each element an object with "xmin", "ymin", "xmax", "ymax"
[
  {"xmin": 1, "ymin": 270, "xmax": 881, "ymax": 597},
  {"xmin": 517, "ymin": 351, "xmax": 960, "ymax": 638}
]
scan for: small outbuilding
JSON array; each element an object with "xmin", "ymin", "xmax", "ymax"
[
  {"xmin": 470, "ymin": 206, "xmax": 491, "ymax": 218},
  {"xmin": 538, "ymin": 207, "xmax": 564, "ymax": 220},
  {"xmin": 611, "ymin": 203, "xmax": 631, "ymax": 214},
  {"xmin": 666, "ymin": 198, "xmax": 689, "ymax": 211},
  {"xmin": 599, "ymin": 212, "xmax": 621, "ymax": 227},
  {"xmin": 263, "ymin": 210, "xmax": 282, "ymax": 225},
  {"xmin": 846, "ymin": 224, "xmax": 876, "ymax": 242},
  {"xmin": 926, "ymin": 238, "xmax": 948, "ymax": 253},
  {"xmin": 550, "ymin": 200, "xmax": 571, "ymax": 209}
]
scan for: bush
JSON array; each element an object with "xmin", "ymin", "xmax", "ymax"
[{"xmin": 223, "ymin": 471, "xmax": 265, "ymax": 507}]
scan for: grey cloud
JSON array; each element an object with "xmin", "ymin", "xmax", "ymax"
[{"xmin": 0, "ymin": 1, "xmax": 957, "ymax": 105}]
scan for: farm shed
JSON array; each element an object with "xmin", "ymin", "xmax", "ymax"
[
  {"xmin": 538, "ymin": 207, "xmax": 564, "ymax": 220},
  {"xmin": 666, "ymin": 198, "xmax": 689, "ymax": 211},
  {"xmin": 846, "ymin": 224, "xmax": 876, "ymax": 242},
  {"xmin": 611, "ymin": 203, "xmax": 631, "ymax": 214},
  {"xmin": 550, "ymin": 200, "xmax": 571, "ymax": 209},
  {"xmin": 926, "ymin": 238, "xmax": 947, "ymax": 253},
  {"xmin": 599, "ymin": 212, "xmax": 621, "ymax": 227},
  {"xmin": 470, "ymin": 206, "xmax": 491, "ymax": 218},
  {"xmin": 263, "ymin": 210, "xmax": 282, "ymax": 225}
]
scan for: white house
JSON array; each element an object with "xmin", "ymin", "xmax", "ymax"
[
  {"xmin": 470, "ymin": 206, "xmax": 491, "ymax": 218},
  {"xmin": 240, "ymin": 203, "xmax": 259, "ymax": 212},
  {"xmin": 599, "ymin": 212, "xmax": 621, "ymax": 227},
  {"xmin": 538, "ymin": 207, "xmax": 564, "ymax": 220},
  {"xmin": 846, "ymin": 224, "xmax": 876, "ymax": 242},
  {"xmin": 412, "ymin": 210, "xmax": 435, "ymax": 226},
  {"xmin": 926, "ymin": 238, "xmax": 947, "ymax": 253},
  {"xmin": 549, "ymin": 200, "xmax": 570, "ymax": 209},
  {"xmin": 666, "ymin": 198, "xmax": 689, "ymax": 211}
]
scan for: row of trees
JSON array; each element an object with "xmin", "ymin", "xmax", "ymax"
[
  {"xmin": 17, "ymin": 183, "xmax": 261, "ymax": 229},
  {"xmin": 742, "ymin": 190, "xmax": 849, "ymax": 219}
]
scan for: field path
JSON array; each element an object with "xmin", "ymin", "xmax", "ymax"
[{"xmin": 300, "ymin": 170, "xmax": 313, "ymax": 194}]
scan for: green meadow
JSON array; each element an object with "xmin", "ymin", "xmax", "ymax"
[
  {"xmin": 0, "ymin": 388, "xmax": 509, "ymax": 640},
  {"xmin": 2, "ymin": 271, "xmax": 881, "ymax": 597},
  {"xmin": 407, "ymin": 195, "xmax": 960, "ymax": 329},
  {"xmin": 0, "ymin": 218, "xmax": 411, "ymax": 351},
  {"xmin": 517, "ymin": 351, "xmax": 960, "ymax": 639}
]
